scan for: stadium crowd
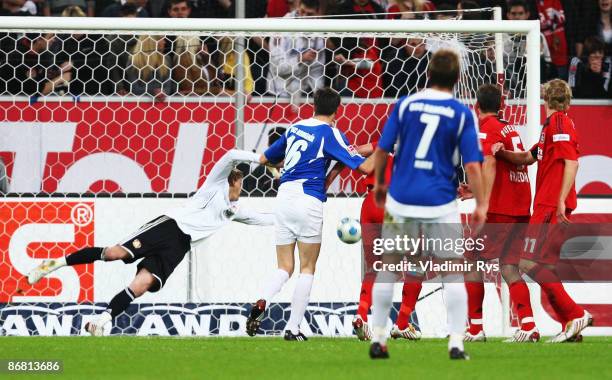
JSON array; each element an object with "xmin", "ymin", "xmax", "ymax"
[{"xmin": 0, "ymin": 0, "xmax": 610, "ymax": 99}]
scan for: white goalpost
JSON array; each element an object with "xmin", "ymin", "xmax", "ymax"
[{"xmin": 0, "ymin": 13, "xmax": 541, "ymax": 337}]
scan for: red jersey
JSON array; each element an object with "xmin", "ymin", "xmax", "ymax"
[
  {"xmin": 533, "ymin": 111, "xmax": 579, "ymax": 210},
  {"xmin": 479, "ymin": 115, "xmax": 531, "ymax": 216},
  {"xmin": 364, "ymin": 142, "xmax": 393, "ymax": 189}
]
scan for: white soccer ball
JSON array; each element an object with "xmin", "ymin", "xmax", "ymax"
[{"xmin": 336, "ymin": 217, "xmax": 361, "ymax": 244}]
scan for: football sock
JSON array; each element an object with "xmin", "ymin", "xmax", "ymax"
[
  {"xmin": 527, "ymin": 265, "xmax": 583, "ymax": 323},
  {"xmin": 465, "ymin": 281, "xmax": 485, "ymax": 334},
  {"xmin": 508, "ymin": 281, "xmax": 536, "ymax": 331},
  {"xmin": 261, "ymin": 269, "xmax": 290, "ymax": 305},
  {"xmin": 442, "ymin": 274, "xmax": 467, "ymax": 351},
  {"xmin": 106, "ymin": 287, "xmax": 136, "ymax": 319},
  {"xmin": 371, "ymin": 270, "xmax": 397, "ymax": 345},
  {"xmin": 66, "ymin": 247, "xmax": 104, "ymax": 266},
  {"xmin": 396, "ymin": 279, "xmax": 422, "ymax": 330},
  {"xmin": 285, "ymin": 273, "xmax": 314, "ymax": 334},
  {"xmin": 357, "ymin": 272, "xmax": 376, "ymax": 322}
]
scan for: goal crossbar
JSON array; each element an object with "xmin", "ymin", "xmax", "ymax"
[{"xmin": 0, "ymin": 16, "xmax": 541, "ymax": 146}]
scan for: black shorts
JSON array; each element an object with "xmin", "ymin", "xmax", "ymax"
[{"xmin": 120, "ymin": 215, "xmax": 191, "ymax": 292}]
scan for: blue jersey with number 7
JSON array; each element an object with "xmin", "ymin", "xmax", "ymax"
[
  {"xmin": 264, "ymin": 118, "xmax": 365, "ymax": 202},
  {"xmin": 378, "ymin": 89, "xmax": 482, "ymax": 213}
]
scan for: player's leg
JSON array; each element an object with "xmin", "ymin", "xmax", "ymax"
[
  {"xmin": 85, "ymin": 267, "xmax": 156, "ymax": 336},
  {"xmin": 246, "ymin": 243, "xmax": 295, "ymax": 337},
  {"xmin": 464, "ymin": 263, "xmax": 486, "ymax": 342},
  {"xmin": 354, "ymin": 191, "xmax": 382, "ymax": 340},
  {"xmin": 429, "ymin": 217, "xmax": 469, "ymax": 359},
  {"xmin": 27, "ymin": 245, "xmax": 130, "ymax": 285},
  {"xmin": 390, "ymin": 258, "xmax": 423, "ymax": 341},
  {"xmin": 521, "ymin": 207, "xmax": 592, "ymax": 342},
  {"xmin": 520, "ymin": 258, "xmax": 592, "ymax": 342},
  {"xmin": 370, "ymin": 252, "xmax": 402, "ymax": 359},
  {"xmin": 501, "ymin": 264, "xmax": 539, "ymax": 342},
  {"xmin": 283, "ymin": 241, "xmax": 320, "ymax": 341}
]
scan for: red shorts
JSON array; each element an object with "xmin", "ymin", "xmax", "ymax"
[
  {"xmin": 361, "ymin": 190, "xmax": 384, "ymax": 269},
  {"xmin": 521, "ymin": 205, "xmax": 572, "ymax": 265},
  {"xmin": 464, "ymin": 213, "xmax": 530, "ymax": 265}
]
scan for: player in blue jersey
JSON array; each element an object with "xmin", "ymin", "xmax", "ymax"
[
  {"xmin": 368, "ymin": 50, "xmax": 488, "ymax": 360},
  {"xmin": 246, "ymin": 88, "xmax": 374, "ymax": 340}
]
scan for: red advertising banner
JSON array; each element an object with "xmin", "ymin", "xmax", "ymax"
[
  {"xmin": 0, "ymin": 101, "xmax": 610, "ymax": 195},
  {"xmin": 0, "ymin": 201, "xmax": 94, "ymax": 302}
]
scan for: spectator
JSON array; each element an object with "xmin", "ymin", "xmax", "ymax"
[
  {"xmin": 239, "ymin": 127, "xmax": 286, "ymax": 196},
  {"xmin": 214, "ymin": 37, "xmax": 254, "ymax": 96},
  {"xmin": 504, "ymin": 0, "xmax": 530, "ymax": 98},
  {"xmin": 50, "ymin": 5, "xmax": 109, "ymax": 96},
  {"xmin": 43, "ymin": 0, "xmax": 94, "ymax": 16},
  {"xmin": 266, "ymin": 0, "xmax": 298, "ymax": 17},
  {"xmin": 101, "ymin": 0, "xmax": 148, "ymax": 17},
  {"xmin": 432, "ymin": 2, "xmax": 457, "ymax": 19},
  {"xmin": 172, "ymin": 35, "xmax": 219, "ymax": 95},
  {"xmin": 384, "ymin": 37, "xmax": 430, "ymax": 97},
  {"xmin": 332, "ymin": 0, "xmax": 385, "ymax": 98},
  {"xmin": 1, "ymin": 0, "xmax": 33, "ymax": 15},
  {"xmin": 583, "ymin": 0, "xmax": 612, "ymax": 56},
  {"xmin": 569, "ymin": 36, "xmax": 612, "ymax": 98},
  {"xmin": 167, "ymin": 0, "xmax": 190, "ymax": 18},
  {"xmin": 2, "ymin": 33, "xmax": 71, "ymax": 96},
  {"xmin": 267, "ymin": 0, "xmax": 325, "ymax": 103},
  {"xmin": 537, "ymin": 0, "xmax": 570, "ymax": 79},
  {"xmin": 102, "ymin": 4, "xmax": 138, "ymax": 95},
  {"xmin": 125, "ymin": 35, "xmax": 174, "ymax": 100},
  {"xmin": 386, "ymin": 0, "xmax": 436, "ymax": 19}
]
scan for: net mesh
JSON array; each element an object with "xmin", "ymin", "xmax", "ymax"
[{"xmin": 0, "ymin": 15, "xmax": 527, "ymax": 336}]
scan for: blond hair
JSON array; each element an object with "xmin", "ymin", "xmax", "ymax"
[
  {"xmin": 173, "ymin": 36, "xmax": 216, "ymax": 95},
  {"xmin": 61, "ymin": 5, "xmax": 86, "ymax": 17},
  {"xmin": 543, "ymin": 79, "xmax": 572, "ymax": 111},
  {"xmin": 130, "ymin": 35, "xmax": 169, "ymax": 80}
]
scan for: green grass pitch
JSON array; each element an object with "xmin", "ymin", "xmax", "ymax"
[{"xmin": 3, "ymin": 337, "xmax": 611, "ymax": 379}]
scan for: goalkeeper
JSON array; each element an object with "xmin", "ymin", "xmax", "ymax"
[{"xmin": 27, "ymin": 149, "xmax": 274, "ymax": 336}]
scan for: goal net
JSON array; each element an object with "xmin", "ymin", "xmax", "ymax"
[{"xmin": 0, "ymin": 12, "xmax": 539, "ymax": 337}]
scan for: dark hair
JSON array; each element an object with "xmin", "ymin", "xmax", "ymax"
[
  {"xmin": 268, "ymin": 127, "xmax": 286, "ymax": 146},
  {"xmin": 167, "ymin": 0, "xmax": 191, "ymax": 9},
  {"xmin": 228, "ymin": 168, "xmax": 244, "ymax": 186},
  {"xmin": 119, "ymin": 4, "xmax": 138, "ymax": 16},
  {"xmin": 584, "ymin": 35, "xmax": 605, "ymax": 56},
  {"xmin": 507, "ymin": 0, "xmax": 529, "ymax": 12},
  {"xmin": 476, "ymin": 84, "xmax": 502, "ymax": 113},
  {"xmin": 460, "ymin": 0, "xmax": 482, "ymax": 20},
  {"xmin": 314, "ymin": 87, "xmax": 341, "ymax": 116},
  {"xmin": 428, "ymin": 49, "xmax": 460, "ymax": 90},
  {"xmin": 435, "ymin": 3, "xmax": 457, "ymax": 18},
  {"xmin": 301, "ymin": 0, "xmax": 320, "ymax": 10}
]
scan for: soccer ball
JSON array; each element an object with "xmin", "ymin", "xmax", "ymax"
[{"xmin": 336, "ymin": 217, "xmax": 361, "ymax": 244}]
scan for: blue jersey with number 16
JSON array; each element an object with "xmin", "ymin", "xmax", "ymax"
[
  {"xmin": 264, "ymin": 118, "xmax": 365, "ymax": 202},
  {"xmin": 378, "ymin": 89, "xmax": 482, "ymax": 217}
]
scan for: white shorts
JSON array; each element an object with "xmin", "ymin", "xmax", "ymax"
[
  {"xmin": 382, "ymin": 208, "xmax": 463, "ymax": 259},
  {"xmin": 274, "ymin": 181, "xmax": 323, "ymax": 245}
]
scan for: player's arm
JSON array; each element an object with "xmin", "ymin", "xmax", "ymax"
[
  {"xmin": 233, "ymin": 208, "xmax": 275, "ymax": 226},
  {"xmin": 557, "ymin": 159, "xmax": 578, "ymax": 224},
  {"xmin": 481, "ymin": 155, "xmax": 496, "ymax": 205},
  {"xmin": 373, "ymin": 101, "xmax": 401, "ymax": 207},
  {"xmin": 495, "ymin": 143, "xmax": 537, "ymax": 166},
  {"xmin": 324, "ymin": 142, "xmax": 375, "ymax": 188},
  {"xmin": 323, "ymin": 128, "xmax": 369, "ymax": 175},
  {"xmin": 260, "ymin": 131, "xmax": 288, "ymax": 167},
  {"xmin": 458, "ymin": 110, "xmax": 487, "ymax": 228},
  {"xmin": 204, "ymin": 149, "xmax": 262, "ymax": 187}
]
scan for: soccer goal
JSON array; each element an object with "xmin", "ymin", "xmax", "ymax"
[{"xmin": 0, "ymin": 10, "xmax": 540, "ymax": 337}]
